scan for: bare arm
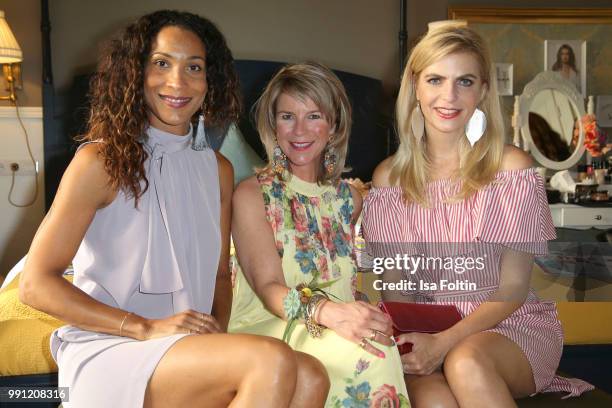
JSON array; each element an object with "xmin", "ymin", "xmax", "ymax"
[
  {"xmin": 19, "ymin": 144, "xmax": 213, "ymax": 340},
  {"xmin": 232, "ymin": 177, "xmax": 290, "ymax": 318},
  {"xmin": 210, "ymin": 152, "xmax": 233, "ymax": 331},
  {"xmin": 437, "ymin": 248, "xmax": 534, "ymax": 348},
  {"xmin": 19, "ymin": 144, "xmax": 149, "ymax": 338}
]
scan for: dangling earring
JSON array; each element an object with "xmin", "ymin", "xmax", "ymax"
[
  {"xmin": 411, "ymin": 101, "xmax": 425, "ymax": 141},
  {"xmin": 192, "ymin": 112, "xmax": 208, "ymax": 151},
  {"xmin": 323, "ymin": 144, "xmax": 337, "ymax": 176},
  {"xmin": 465, "ymin": 108, "xmax": 487, "ymax": 147},
  {"xmin": 272, "ymin": 142, "xmax": 288, "ymax": 174}
]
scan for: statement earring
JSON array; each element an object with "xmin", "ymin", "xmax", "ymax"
[
  {"xmin": 272, "ymin": 143, "xmax": 288, "ymax": 174},
  {"xmin": 323, "ymin": 145, "xmax": 337, "ymax": 176},
  {"xmin": 192, "ymin": 113, "xmax": 208, "ymax": 151},
  {"xmin": 465, "ymin": 108, "xmax": 487, "ymax": 147},
  {"xmin": 411, "ymin": 101, "xmax": 425, "ymax": 141}
]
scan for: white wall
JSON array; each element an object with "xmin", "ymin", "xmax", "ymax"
[{"xmin": 0, "ymin": 106, "xmax": 44, "ymax": 281}]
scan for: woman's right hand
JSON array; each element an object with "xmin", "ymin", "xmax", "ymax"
[
  {"xmin": 317, "ymin": 301, "xmax": 394, "ymax": 358},
  {"xmin": 143, "ymin": 309, "xmax": 222, "ymax": 340}
]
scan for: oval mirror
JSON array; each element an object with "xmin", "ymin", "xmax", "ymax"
[{"xmin": 519, "ymin": 71, "xmax": 586, "ymax": 170}]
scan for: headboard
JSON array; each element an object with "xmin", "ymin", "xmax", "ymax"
[{"xmin": 42, "ymin": 60, "xmax": 393, "ymax": 208}]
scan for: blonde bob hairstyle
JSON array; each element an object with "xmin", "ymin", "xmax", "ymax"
[
  {"xmin": 254, "ymin": 61, "xmax": 352, "ymax": 184},
  {"xmin": 391, "ymin": 24, "xmax": 505, "ymax": 206}
]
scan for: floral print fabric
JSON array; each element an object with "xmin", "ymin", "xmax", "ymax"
[{"xmin": 229, "ymin": 171, "xmax": 409, "ymax": 407}]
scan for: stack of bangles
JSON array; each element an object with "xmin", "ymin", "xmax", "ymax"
[{"xmin": 305, "ymin": 293, "xmax": 329, "ymax": 338}]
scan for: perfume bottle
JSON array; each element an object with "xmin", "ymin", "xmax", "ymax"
[{"xmin": 594, "ymin": 159, "xmax": 607, "ymax": 185}]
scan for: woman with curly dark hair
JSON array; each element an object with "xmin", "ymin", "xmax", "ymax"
[{"xmin": 19, "ymin": 10, "xmax": 328, "ymax": 407}]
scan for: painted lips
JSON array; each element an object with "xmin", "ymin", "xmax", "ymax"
[
  {"xmin": 434, "ymin": 107, "xmax": 461, "ymax": 119},
  {"xmin": 160, "ymin": 95, "xmax": 192, "ymax": 108}
]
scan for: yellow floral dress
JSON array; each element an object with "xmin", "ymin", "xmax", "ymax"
[{"xmin": 229, "ymin": 171, "xmax": 409, "ymax": 408}]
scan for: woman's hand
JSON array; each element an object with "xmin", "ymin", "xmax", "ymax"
[
  {"xmin": 143, "ymin": 310, "xmax": 222, "ymax": 340},
  {"xmin": 317, "ymin": 301, "xmax": 394, "ymax": 358},
  {"xmin": 397, "ymin": 332, "xmax": 454, "ymax": 375}
]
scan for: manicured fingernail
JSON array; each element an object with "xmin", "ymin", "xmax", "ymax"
[{"xmin": 378, "ymin": 351, "xmax": 386, "ymax": 358}]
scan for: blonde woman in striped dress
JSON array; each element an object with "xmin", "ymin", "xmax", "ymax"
[{"xmin": 362, "ymin": 23, "xmax": 593, "ymax": 407}]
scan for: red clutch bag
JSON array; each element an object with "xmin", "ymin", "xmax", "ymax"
[{"xmin": 378, "ymin": 302, "xmax": 463, "ymax": 354}]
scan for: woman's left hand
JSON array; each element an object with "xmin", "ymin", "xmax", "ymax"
[{"xmin": 397, "ymin": 332, "xmax": 454, "ymax": 375}]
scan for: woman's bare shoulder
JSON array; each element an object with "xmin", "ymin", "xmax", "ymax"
[
  {"xmin": 66, "ymin": 143, "xmax": 116, "ymax": 207},
  {"xmin": 500, "ymin": 145, "xmax": 533, "ymax": 171},
  {"xmin": 371, "ymin": 156, "xmax": 395, "ymax": 188}
]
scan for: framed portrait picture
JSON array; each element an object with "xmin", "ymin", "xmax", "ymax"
[
  {"xmin": 494, "ymin": 63, "xmax": 513, "ymax": 96},
  {"xmin": 544, "ymin": 40, "xmax": 587, "ymax": 97},
  {"xmin": 596, "ymin": 95, "xmax": 612, "ymax": 127}
]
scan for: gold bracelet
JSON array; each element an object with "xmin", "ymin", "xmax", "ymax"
[
  {"xmin": 305, "ymin": 295, "xmax": 328, "ymax": 338},
  {"xmin": 119, "ymin": 312, "xmax": 133, "ymax": 337},
  {"xmin": 312, "ymin": 298, "xmax": 328, "ymax": 326}
]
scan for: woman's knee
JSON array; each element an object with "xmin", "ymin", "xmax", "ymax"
[
  {"xmin": 249, "ymin": 336, "xmax": 299, "ymax": 381},
  {"xmin": 295, "ymin": 352, "xmax": 330, "ymax": 394},
  {"xmin": 405, "ymin": 373, "xmax": 458, "ymax": 408},
  {"xmin": 444, "ymin": 342, "xmax": 494, "ymax": 386}
]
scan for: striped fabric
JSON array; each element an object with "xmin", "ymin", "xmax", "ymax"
[{"xmin": 362, "ymin": 168, "xmax": 594, "ymax": 397}]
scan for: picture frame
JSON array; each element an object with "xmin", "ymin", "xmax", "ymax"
[
  {"xmin": 596, "ymin": 95, "xmax": 612, "ymax": 127},
  {"xmin": 544, "ymin": 40, "xmax": 587, "ymax": 97},
  {"xmin": 494, "ymin": 63, "xmax": 513, "ymax": 96}
]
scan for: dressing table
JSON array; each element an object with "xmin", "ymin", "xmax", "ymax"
[
  {"xmin": 514, "ymin": 71, "xmax": 612, "ymax": 230},
  {"xmin": 549, "ymin": 203, "xmax": 611, "ymax": 229}
]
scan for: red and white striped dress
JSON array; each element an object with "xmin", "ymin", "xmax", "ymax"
[{"xmin": 362, "ymin": 168, "xmax": 593, "ymax": 397}]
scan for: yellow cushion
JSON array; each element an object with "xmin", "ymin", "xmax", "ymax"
[
  {"xmin": 0, "ymin": 273, "xmax": 70, "ymax": 376},
  {"xmin": 556, "ymin": 302, "xmax": 612, "ymax": 345}
]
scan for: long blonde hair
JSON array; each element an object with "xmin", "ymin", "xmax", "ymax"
[
  {"xmin": 391, "ymin": 24, "xmax": 504, "ymax": 206},
  {"xmin": 254, "ymin": 62, "xmax": 352, "ymax": 184}
]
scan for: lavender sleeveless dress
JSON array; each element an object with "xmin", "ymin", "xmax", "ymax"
[{"xmin": 50, "ymin": 125, "xmax": 221, "ymax": 407}]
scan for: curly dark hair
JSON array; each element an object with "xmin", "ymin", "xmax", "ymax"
[{"xmin": 82, "ymin": 10, "xmax": 241, "ymax": 206}]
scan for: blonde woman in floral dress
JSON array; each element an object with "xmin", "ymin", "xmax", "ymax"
[{"xmin": 229, "ymin": 62, "xmax": 409, "ymax": 407}]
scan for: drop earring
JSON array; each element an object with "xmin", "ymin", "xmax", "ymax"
[
  {"xmin": 272, "ymin": 142, "xmax": 288, "ymax": 174},
  {"xmin": 465, "ymin": 108, "xmax": 486, "ymax": 147},
  {"xmin": 323, "ymin": 145, "xmax": 337, "ymax": 176},
  {"xmin": 411, "ymin": 101, "xmax": 425, "ymax": 141},
  {"xmin": 192, "ymin": 112, "xmax": 208, "ymax": 151}
]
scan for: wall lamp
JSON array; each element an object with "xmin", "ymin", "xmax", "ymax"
[{"xmin": 0, "ymin": 10, "xmax": 22, "ymax": 103}]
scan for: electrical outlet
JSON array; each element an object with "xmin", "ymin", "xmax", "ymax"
[{"xmin": 0, "ymin": 159, "xmax": 38, "ymax": 176}]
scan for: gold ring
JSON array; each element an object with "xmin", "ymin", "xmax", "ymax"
[
  {"xmin": 359, "ymin": 337, "xmax": 368, "ymax": 349},
  {"xmin": 369, "ymin": 329, "xmax": 377, "ymax": 341}
]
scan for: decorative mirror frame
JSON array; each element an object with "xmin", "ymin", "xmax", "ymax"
[
  {"xmin": 448, "ymin": 7, "xmax": 612, "ymax": 24},
  {"xmin": 519, "ymin": 71, "xmax": 586, "ymax": 170}
]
